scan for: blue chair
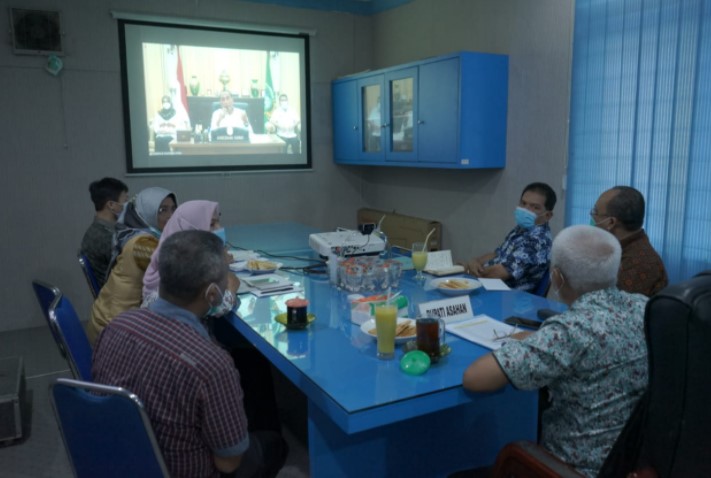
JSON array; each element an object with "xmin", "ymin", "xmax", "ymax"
[
  {"xmin": 32, "ymin": 280, "xmax": 67, "ymax": 358},
  {"xmin": 47, "ymin": 286, "xmax": 93, "ymax": 381},
  {"xmin": 78, "ymin": 252, "xmax": 101, "ymax": 298},
  {"xmin": 532, "ymin": 268, "xmax": 551, "ymax": 297},
  {"xmin": 50, "ymin": 377, "xmax": 170, "ymax": 478}
]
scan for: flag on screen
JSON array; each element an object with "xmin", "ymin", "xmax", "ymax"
[
  {"xmin": 176, "ymin": 46, "xmax": 188, "ymax": 112},
  {"xmin": 264, "ymin": 51, "xmax": 275, "ymax": 122}
]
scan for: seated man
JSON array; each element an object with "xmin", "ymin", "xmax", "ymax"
[
  {"xmin": 93, "ymin": 230, "xmax": 286, "ymax": 478},
  {"xmin": 80, "ymin": 177, "xmax": 129, "ymax": 288},
  {"xmin": 590, "ymin": 185, "xmax": 668, "ymax": 296},
  {"xmin": 465, "ymin": 182, "xmax": 556, "ymax": 292},
  {"xmin": 463, "ymin": 225, "xmax": 648, "ymax": 477},
  {"xmin": 211, "ymin": 90, "xmax": 251, "ymax": 141}
]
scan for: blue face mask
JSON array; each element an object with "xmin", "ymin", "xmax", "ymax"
[
  {"xmin": 514, "ymin": 207, "xmax": 538, "ymax": 229},
  {"xmin": 213, "ymin": 227, "xmax": 227, "ymax": 245}
]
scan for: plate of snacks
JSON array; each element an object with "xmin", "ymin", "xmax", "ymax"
[
  {"xmin": 431, "ymin": 277, "xmax": 482, "ymax": 296},
  {"xmin": 246, "ymin": 259, "xmax": 282, "ymax": 274},
  {"xmin": 360, "ymin": 318, "xmax": 416, "ymax": 345}
]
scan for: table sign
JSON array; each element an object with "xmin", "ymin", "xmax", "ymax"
[{"xmin": 418, "ymin": 296, "xmax": 474, "ymax": 324}]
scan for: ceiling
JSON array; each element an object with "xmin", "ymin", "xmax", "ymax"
[{"xmin": 241, "ymin": 0, "xmax": 412, "ymax": 15}]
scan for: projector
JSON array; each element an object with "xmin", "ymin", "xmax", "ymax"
[{"xmin": 309, "ymin": 230, "xmax": 386, "ymax": 257}]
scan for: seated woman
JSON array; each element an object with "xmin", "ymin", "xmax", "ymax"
[
  {"xmin": 88, "ymin": 187, "xmax": 177, "ymax": 344},
  {"xmin": 142, "ymin": 200, "xmax": 237, "ymax": 308}
]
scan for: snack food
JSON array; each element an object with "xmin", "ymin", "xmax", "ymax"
[
  {"xmin": 247, "ymin": 259, "xmax": 277, "ymax": 271},
  {"xmin": 368, "ymin": 321, "xmax": 415, "ymax": 337},
  {"xmin": 439, "ymin": 279, "xmax": 470, "ymax": 290}
]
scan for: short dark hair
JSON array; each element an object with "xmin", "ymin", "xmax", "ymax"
[
  {"xmin": 522, "ymin": 182, "xmax": 557, "ymax": 211},
  {"xmin": 89, "ymin": 177, "xmax": 128, "ymax": 211},
  {"xmin": 607, "ymin": 186, "xmax": 645, "ymax": 231},
  {"xmin": 159, "ymin": 230, "xmax": 226, "ymax": 302}
]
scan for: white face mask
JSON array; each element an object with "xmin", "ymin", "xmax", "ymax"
[
  {"xmin": 204, "ymin": 283, "xmax": 237, "ymax": 318},
  {"xmin": 162, "ymin": 102, "xmax": 172, "ymax": 110},
  {"xmin": 280, "ymin": 101, "xmax": 288, "ymax": 111}
]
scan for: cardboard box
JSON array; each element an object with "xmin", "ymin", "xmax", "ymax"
[{"xmin": 357, "ymin": 208, "xmax": 442, "ymax": 251}]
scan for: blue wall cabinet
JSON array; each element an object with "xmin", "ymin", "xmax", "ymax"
[{"xmin": 332, "ymin": 51, "xmax": 508, "ymax": 169}]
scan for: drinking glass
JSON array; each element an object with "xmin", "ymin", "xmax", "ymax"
[
  {"xmin": 411, "ymin": 242, "xmax": 428, "ymax": 282},
  {"xmin": 374, "ymin": 304, "xmax": 398, "ymax": 360}
]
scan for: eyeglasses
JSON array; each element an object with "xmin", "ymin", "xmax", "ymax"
[
  {"xmin": 589, "ymin": 208, "xmax": 610, "ymax": 218},
  {"xmin": 158, "ymin": 205, "xmax": 178, "ymax": 214},
  {"xmin": 492, "ymin": 325, "xmax": 519, "ymax": 342}
]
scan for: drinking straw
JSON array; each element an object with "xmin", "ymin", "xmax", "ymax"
[
  {"xmin": 422, "ymin": 228, "xmax": 436, "ymax": 251},
  {"xmin": 377, "ymin": 214, "xmax": 387, "ymax": 230},
  {"xmin": 386, "ymin": 286, "xmax": 392, "ymax": 306}
]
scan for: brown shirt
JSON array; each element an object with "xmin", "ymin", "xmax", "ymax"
[{"xmin": 618, "ymin": 229, "xmax": 668, "ymax": 297}]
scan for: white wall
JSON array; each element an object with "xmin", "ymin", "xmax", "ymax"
[
  {"xmin": 363, "ymin": 0, "xmax": 573, "ymax": 262},
  {"xmin": 0, "ymin": 0, "xmax": 574, "ymax": 332},
  {"xmin": 0, "ymin": 0, "xmax": 373, "ymax": 332}
]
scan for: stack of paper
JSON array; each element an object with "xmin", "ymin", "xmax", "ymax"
[
  {"xmin": 424, "ymin": 250, "xmax": 465, "ymax": 276},
  {"xmin": 242, "ymin": 274, "xmax": 301, "ymax": 297},
  {"xmin": 446, "ymin": 315, "xmax": 517, "ymax": 350}
]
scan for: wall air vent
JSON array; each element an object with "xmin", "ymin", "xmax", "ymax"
[{"xmin": 9, "ymin": 8, "xmax": 63, "ymax": 56}]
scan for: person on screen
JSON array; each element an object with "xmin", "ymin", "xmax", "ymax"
[
  {"xmin": 462, "ymin": 225, "xmax": 648, "ymax": 477},
  {"xmin": 266, "ymin": 94, "xmax": 301, "ymax": 154},
  {"xmin": 211, "ymin": 90, "xmax": 252, "ymax": 141},
  {"xmin": 88, "ymin": 187, "xmax": 178, "ymax": 344},
  {"xmin": 93, "ymin": 230, "xmax": 287, "ymax": 478},
  {"xmin": 366, "ymin": 100, "xmax": 381, "ymax": 151},
  {"xmin": 590, "ymin": 185, "xmax": 668, "ymax": 297},
  {"xmin": 80, "ymin": 177, "xmax": 129, "ymax": 288},
  {"xmin": 152, "ymin": 95, "xmax": 191, "ymax": 153},
  {"xmin": 463, "ymin": 182, "xmax": 557, "ymax": 292}
]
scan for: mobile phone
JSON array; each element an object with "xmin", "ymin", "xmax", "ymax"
[
  {"xmin": 537, "ymin": 308, "xmax": 561, "ymax": 320},
  {"xmin": 503, "ymin": 316, "xmax": 542, "ymax": 330}
]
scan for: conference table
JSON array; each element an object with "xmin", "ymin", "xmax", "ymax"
[
  {"xmin": 221, "ymin": 223, "xmax": 567, "ymax": 477},
  {"xmin": 170, "ymin": 134, "xmax": 287, "ymax": 154}
]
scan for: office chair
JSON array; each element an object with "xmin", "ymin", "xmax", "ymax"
[
  {"xmin": 532, "ymin": 268, "xmax": 551, "ymax": 297},
  {"xmin": 489, "ymin": 270, "xmax": 711, "ymax": 478},
  {"xmin": 50, "ymin": 377, "xmax": 170, "ymax": 478},
  {"xmin": 78, "ymin": 252, "xmax": 101, "ymax": 298},
  {"xmin": 47, "ymin": 286, "xmax": 93, "ymax": 381},
  {"xmin": 31, "ymin": 280, "xmax": 67, "ymax": 358}
]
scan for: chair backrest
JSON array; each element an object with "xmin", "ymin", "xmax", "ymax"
[
  {"xmin": 78, "ymin": 252, "xmax": 101, "ymax": 299},
  {"xmin": 532, "ymin": 268, "xmax": 551, "ymax": 297},
  {"xmin": 48, "ymin": 291, "xmax": 93, "ymax": 381},
  {"xmin": 31, "ymin": 280, "xmax": 67, "ymax": 358},
  {"xmin": 50, "ymin": 377, "xmax": 170, "ymax": 478}
]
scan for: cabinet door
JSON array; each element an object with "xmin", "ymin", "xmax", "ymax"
[
  {"xmin": 332, "ymin": 80, "xmax": 359, "ymax": 162},
  {"xmin": 358, "ymin": 75, "xmax": 385, "ymax": 161},
  {"xmin": 384, "ymin": 68, "xmax": 418, "ymax": 163},
  {"xmin": 418, "ymin": 58, "xmax": 459, "ymax": 164}
]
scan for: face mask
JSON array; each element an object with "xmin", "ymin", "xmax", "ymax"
[
  {"xmin": 590, "ymin": 216, "xmax": 612, "ymax": 228},
  {"xmin": 205, "ymin": 283, "xmax": 238, "ymax": 318},
  {"xmin": 113, "ymin": 201, "xmax": 127, "ymax": 219},
  {"xmin": 162, "ymin": 102, "xmax": 171, "ymax": 110},
  {"xmin": 550, "ymin": 270, "xmax": 565, "ymax": 300},
  {"xmin": 213, "ymin": 227, "xmax": 227, "ymax": 245},
  {"xmin": 514, "ymin": 207, "xmax": 538, "ymax": 229},
  {"xmin": 280, "ymin": 101, "xmax": 288, "ymax": 110}
]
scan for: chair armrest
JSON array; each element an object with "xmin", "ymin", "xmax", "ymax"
[{"xmin": 491, "ymin": 441, "xmax": 584, "ymax": 478}]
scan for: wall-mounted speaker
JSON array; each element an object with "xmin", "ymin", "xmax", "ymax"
[{"xmin": 9, "ymin": 8, "xmax": 63, "ymax": 56}]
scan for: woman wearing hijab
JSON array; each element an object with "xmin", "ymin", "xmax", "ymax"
[
  {"xmin": 88, "ymin": 187, "xmax": 177, "ymax": 344},
  {"xmin": 152, "ymin": 95, "xmax": 191, "ymax": 153},
  {"xmin": 141, "ymin": 200, "xmax": 232, "ymax": 307}
]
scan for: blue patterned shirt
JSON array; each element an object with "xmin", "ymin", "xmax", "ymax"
[
  {"xmin": 485, "ymin": 223, "xmax": 552, "ymax": 291},
  {"xmin": 493, "ymin": 288, "xmax": 648, "ymax": 477}
]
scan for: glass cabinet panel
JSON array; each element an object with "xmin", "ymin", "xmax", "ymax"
[
  {"xmin": 390, "ymin": 78, "xmax": 414, "ymax": 153},
  {"xmin": 362, "ymin": 84, "xmax": 382, "ymax": 153}
]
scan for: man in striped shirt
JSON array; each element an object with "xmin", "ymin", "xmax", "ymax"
[{"xmin": 93, "ymin": 230, "xmax": 285, "ymax": 477}]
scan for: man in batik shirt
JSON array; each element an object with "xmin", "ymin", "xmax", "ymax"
[
  {"xmin": 463, "ymin": 225, "xmax": 648, "ymax": 477},
  {"xmin": 465, "ymin": 182, "xmax": 557, "ymax": 292}
]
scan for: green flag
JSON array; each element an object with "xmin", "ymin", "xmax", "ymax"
[{"xmin": 264, "ymin": 51, "xmax": 275, "ymax": 123}]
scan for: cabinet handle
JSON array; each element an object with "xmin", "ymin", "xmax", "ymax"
[
  {"xmin": 381, "ymin": 123, "xmax": 390, "ymax": 128},
  {"xmin": 353, "ymin": 126, "xmax": 358, "ymax": 130},
  {"xmin": 417, "ymin": 120, "xmax": 425, "ymax": 125}
]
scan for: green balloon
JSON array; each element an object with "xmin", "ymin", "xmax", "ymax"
[{"xmin": 400, "ymin": 350, "xmax": 431, "ymax": 376}]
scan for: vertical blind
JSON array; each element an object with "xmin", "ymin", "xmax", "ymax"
[{"xmin": 567, "ymin": 0, "xmax": 711, "ymax": 283}]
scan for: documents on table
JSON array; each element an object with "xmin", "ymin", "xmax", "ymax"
[
  {"xmin": 424, "ymin": 250, "xmax": 465, "ymax": 276},
  {"xmin": 477, "ymin": 278, "xmax": 511, "ymax": 291},
  {"xmin": 446, "ymin": 314, "xmax": 517, "ymax": 350}
]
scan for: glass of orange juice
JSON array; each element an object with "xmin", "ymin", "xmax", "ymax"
[
  {"xmin": 412, "ymin": 242, "xmax": 428, "ymax": 282},
  {"xmin": 375, "ymin": 304, "xmax": 398, "ymax": 359}
]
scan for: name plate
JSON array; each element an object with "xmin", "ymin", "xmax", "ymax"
[{"xmin": 418, "ymin": 297, "xmax": 474, "ymax": 324}]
